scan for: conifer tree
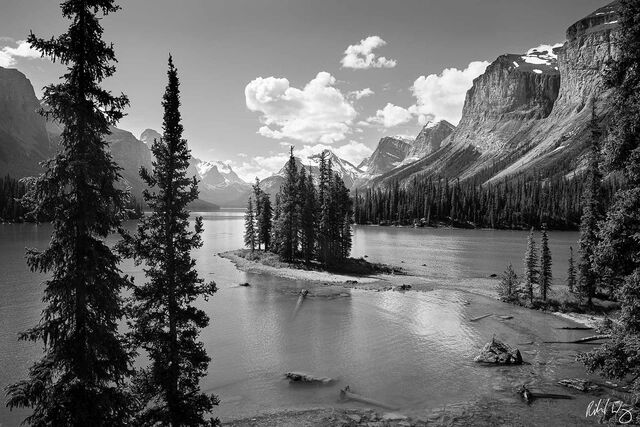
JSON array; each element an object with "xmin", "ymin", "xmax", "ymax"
[
  {"xmin": 271, "ymin": 193, "xmax": 282, "ymax": 254},
  {"xmin": 123, "ymin": 57, "xmax": 219, "ymax": 426},
  {"xmin": 497, "ymin": 263, "xmax": 520, "ymax": 303},
  {"xmin": 539, "ymin": 224, "xmax": 552, "ymax": 300},
  {"xmin": 274, "ymin": 147, "xmax": 299, "ymax": 261},
  {"xmin": 567, "ymin": 246, "xmax": 577, "ymax": 293},
  {"xmin": 580, "ymin": 0, "xmax": 640, "ymax": 398},
  {"xmin": 244, "ymin": 197, "xmax": 256, "ymax": 251},
  {"xmin": 578, "ymin": 102, "xmax": 604, "ymax": 304},
  {"xmin": 317, "ymin": 153, "xmax": 332, "ymax": 265},
  {"xmin": 252, "ymin": 178, "xmax": 264, "ymax": 250},
  {"xmin": 523, "ymin": 229, "xmax": 539, "ymax": 304},
  {"xmin": 299, "ymin": 167, "xmax": 316, "ymax": 263},
  {"xmin": 6, "ymin": 2, "xmax": 134, "ymax": 424},
  {"xmin": 258, "ymin": 192, "xmax": 272, "ymax": 251}
]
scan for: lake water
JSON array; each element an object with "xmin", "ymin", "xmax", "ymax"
[{"xmin": 0, "ymin": 212, "xmax": 601, "ymax": 425}]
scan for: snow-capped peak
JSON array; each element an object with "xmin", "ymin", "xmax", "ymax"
[{"xmin": 521, "ymin": 43, "xmax": 563, "ymax": 65}]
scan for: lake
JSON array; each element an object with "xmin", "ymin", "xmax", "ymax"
[{"xmin": 0, "ymin": 212, "xmax": 599, "ymax": 425}]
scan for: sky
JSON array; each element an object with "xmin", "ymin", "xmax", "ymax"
[{"xmin": 0, "ymin": 0, "xmax": 608, "ymax": 181}]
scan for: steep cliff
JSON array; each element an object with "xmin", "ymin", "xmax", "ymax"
[
  {"xmin": 0, "ymin": 67, "xmax": 54, "ymax": 178},
  {"xmin": 404, "ymin": 120, "xmax": 455, "ymax": 162},
  {"xmin": 367, "ymin": 1, "xmax": 621, "ymax": 189},
  {"xmin": 106, "ymin": 127, "xmax": 154, "ymax": 197},
  {"xmin": 358, "ymin": 136, "xmax": 412, "ymax": 176}
]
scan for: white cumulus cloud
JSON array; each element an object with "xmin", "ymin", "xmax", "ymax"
[
  {"xmin": 409, "ymin": 60, "xmax": 490, "ymax": 125},
  {"xmin": 245, "ymin": 72, "xmax": 357, "ymax": 144},
  {"xmin": 348, "ymin": 87, "xmax": 374, "ymax": 100},
  {"xmin": 341, "ymin": 36, "xmax": 397, "ymax": 70},
  {"xmin": 367, "ymin": 103, "xmax": 413, "ymax": 128},
  {"xmin": 0, "ymin": 40, "xmax": 41, "ymax": 67}
]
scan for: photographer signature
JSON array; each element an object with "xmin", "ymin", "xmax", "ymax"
[{"xmin": 586, "ymin": 398, "xmax": 634, "ymax": 424}]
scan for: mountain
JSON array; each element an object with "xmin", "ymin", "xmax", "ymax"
[
  {"xmin": 106, "ymin": 127, "xmax": 154, "ymax": 198},
  {"xmin": 404, "ymin": 120, "xmax": 455, "ymax": 162},
  {"xmin": 140, "ymin": 128, "xmax": 162, "ymax": 145},
  {"xmin": 191, "ymin": 158, "xmax": 251, "ymax": 207},
  {"xmin": 258, "ymin": 150, "xmax": 364, "ymax": 198},
  {"xmin": 0, "ymin": 67, "xmax": 55, "ymax": 178},
  {"xmin": 357, "ymin": 136, "xmax": 412, "ymax": 176},
  {"xmin": 366, "ymin": 1, "xmax": 621, "ymax": 190},
  {"xmin": 136, "ymin": 128, "xmax": 253, "ymax": 207}
]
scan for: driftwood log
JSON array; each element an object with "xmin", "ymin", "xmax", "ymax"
[
  {"xmin": 285, "ymin": 372, "xmax": 333, "ymax": 385},
  {"xmin": 558, "ymin": 378, "xmax": 600, "ymax": 392},
  {"xmin": 518, "ymin": 385, "xmax": 572, "ymax": 404},
  {"xmin": 469, "ymin": 313, "xmax": 493, "ymax": 322},
  {"xmin": 339, "ymin": 386, "xmax": 397, "ymax": 410},
  {"xmin": 543, "ymin": 334, "xmax": 611, "ymax": 344}
]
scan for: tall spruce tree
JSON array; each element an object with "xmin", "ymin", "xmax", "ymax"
[
  {"xmin": 6, "ymin": 1, "xmax": 134, "ymax": 425},
  {"xmin": 539, "ymin": 224, "xmax": 552, "ymax": 300},
  {"xmin": 244, "ymin": 197, "xmax": 257, "ymax": 251},
  {"xmin": 523, "ymin": 229, "xmax": 539, "ymax": 304},
  {"xmin": 258, "ymin": 192, "xmax": 272, "ymax": 251},
  {"xmin": 274, "ymin": 147, "xmax": 299, "ymax": 261},
  {"xmin": 317, "ymin": 153, "xmax": 332, "ymax": 265},
  {"xmin": 567, "ymin": 246, "xmax": 577, "ymax": 294},
  {"xmin": 578, "ymin": 101, "xmax": 604, "ymax": 304},
  {"xmin": 300, "ymin": 168, "xmax": 317, "ymax": 263},
  {"xmin": 580, "ymin": 0, "xmax": 640, "ymax": 399},
  {"xmin": 252, "ymin": 178, "xmax": 263, "ymax": 250},
  {"xmin": 497, "ymin": 263, "xmax": 520, "ymax": 303},
  {"xmin": 124, "ymin": 57, "xmax": 219, "ymax": 426}
]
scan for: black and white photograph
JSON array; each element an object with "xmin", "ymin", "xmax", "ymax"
[{"xmin": 0, "ymin": 0, "xmax": 639, "ymax": 425}]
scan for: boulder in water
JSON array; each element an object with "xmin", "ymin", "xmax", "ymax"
[{"xmin": 474, "ymin": 338, "xmax": 523, "ymax": 365}]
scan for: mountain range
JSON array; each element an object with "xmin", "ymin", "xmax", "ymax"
[{"xmin": 0, "ymin": 1, "xmax": 622, "ymax": 208}]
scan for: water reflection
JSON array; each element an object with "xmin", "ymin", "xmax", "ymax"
[{"xmin": 0, "ymin": 217, "xmax": 588, "ymax": 425}]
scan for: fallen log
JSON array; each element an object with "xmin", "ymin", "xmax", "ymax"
[
  {"xmin": 554, "ymin": 326, "xmax": 592, "ymax": 330},
  {"xmin": 285, "ymin": 372, "xmax": 333, "ymax": 385},
  {"xmin": 518, "ymin": 385, "xmax": 573, "ymax": 404},
  {"xmin": 543, "ymin": 334, "xmax": 611, "ymax": 344},
  {"xmin": 291, "ymin": 289, "xmax": 310, "ymax": 320},
  {"xmin": 239, "ymin": 282, "xmax": 251, "ymax": 287},
  {"xmin": 558, "ymin": 378, "xmax": 600, "ymax": 392},
  {"xmin": 339, "ymin": 386, "xmax": 397, "ymax": 410},
  {"xmin": 469, "ymin": 313, "xmax": 493, "ymax": 322}
]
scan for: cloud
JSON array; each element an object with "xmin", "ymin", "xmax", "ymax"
[
  {"xmin": 367, "ymin": 103, "xmax": 413, "ymax": 128},
  {"xmin": 408, "ymin": 60, "xmax": 490, "ymax": 124},
  {"xmin": 227, "ymin": 141, "xmax": 374, "ymax": 181},
  {"xmin": 348, "ymin": 87, "xmax": 374, "ymax": 100},
  {"xmin": 341, "ymin": 36, "xmax": 397, "ymax": 69},
  {"xmin": 245, "ymin": 71, "xmax": 357, "ymax": 144},
  {"xmin": 0, "ymin": 40, "xmax": 41, "ymax": 67}
]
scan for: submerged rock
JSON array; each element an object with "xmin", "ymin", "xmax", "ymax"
[
  {"xmin": 474, "ymin": 338, "xmax": 523, "ymax": 365},
  {"xmin": 239, "ymin": 282, "xmax": 251, "ymax": 287},
  {"xmin": 394, "ymin": 284, "xmax": 412, "ymax": 291}
]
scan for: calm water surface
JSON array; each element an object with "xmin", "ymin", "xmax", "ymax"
[{"xmin": 0, "ymin": 213, "xmax": 599, "ymax": 425}]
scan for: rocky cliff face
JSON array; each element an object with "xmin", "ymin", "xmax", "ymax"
[
  {"xmin": 0, "ymin": 67, "xmax": 54, "ymax": 178},
  {"xmin": 405, "ymin": 120, "xmax": 455, "ymax": 161},
  {"xmin": 358, "ymin": 136, "xmax": 411, "ymax": 176},
  {"xmin": 106, "ymin": 127, "xmax": 154, "ymax": 197},
  {"xmin": 195, "ymin": 159, "xmax": 252, "ymax": 207},
  {"xmin": 140, "ymin": 128, "xmax": 162, "ymax": 145},
  {"xmin": 367, "ymin": 1, "xmax": 621, "ymax": 189}
]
